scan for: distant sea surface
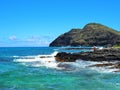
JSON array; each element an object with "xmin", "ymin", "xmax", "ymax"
[{"xmin": 0, "ymin": 47, "xmax": 120, "ymax": 90}]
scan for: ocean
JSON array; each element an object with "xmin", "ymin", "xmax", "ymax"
[{"xmin": 0, "ymin": 47, "xmax": 120, "ymax": 90}]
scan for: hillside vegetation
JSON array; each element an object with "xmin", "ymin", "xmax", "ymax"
[{"xmin": 50, "ymin": 23, "xmax": 120, "ymax": 47}]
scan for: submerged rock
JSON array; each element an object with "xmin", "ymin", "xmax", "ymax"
[
  {"xmin": 57, "ymin": 63, "xmax": 77, "ymax": 71},
  {"xmin": 89, "ymin": 62, "xmax": 120, "ymax": 72},
  {"xmin": 89, "ymin": 63, "xmax": 114, "ymax": 67}
]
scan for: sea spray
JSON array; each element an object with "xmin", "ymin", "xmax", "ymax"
[
  {"xmin": 13, "ymin": 51, "xmax": 59, "ymax": 68},
  {"xmin": 14, "ymin": 54, "xmax": 120, "ymax": 73}
]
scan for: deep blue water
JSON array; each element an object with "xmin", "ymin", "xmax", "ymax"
[{"xmin": 0, "ymin": 47, "xmax": 120, "ymax": 90}]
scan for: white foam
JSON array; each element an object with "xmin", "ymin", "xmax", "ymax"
[
  {"xmin": 90, "ymin": 66, "xmax": 119, "ymax": 73},
  {"xmin": 13, "ymin": 51, "xmax": 119, "ymax": 73},
  {"xmin": 67, "ymin": 60, "xmax": 119, "ymax": 73},
  {"xmin": 13, "ymin": 51, "xmax": 59, "ymax": 68},
  {"xmin": 76, "ymin": 60, "xmax": 120, "ymax": 73},
  {"xmin": 75, "ymin": 59, "xmax": 100, "ymax": 68},
  {"xmin": 13, "ymin": 56, "xmax": 19, "ymax": 58}
]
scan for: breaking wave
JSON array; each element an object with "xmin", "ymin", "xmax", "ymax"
[
  {"xmin": 13, "ymin": 51, "xmax": 59, "ymax": 68},
  {"xmin": 13, "ymin": 51, "xmax": 119, "ymax": 73}
]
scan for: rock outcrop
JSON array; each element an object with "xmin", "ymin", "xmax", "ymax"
[
  {"xmin": 55, "ymin": 48, "xmax": 120, "ymax": 71},
  {"xmin": 50, "ymin": 23, "xmax": 120, "ymax": 47},
  {"xmin": 55, "ymin": 48, "xmax": 120, "ymax": 62}
]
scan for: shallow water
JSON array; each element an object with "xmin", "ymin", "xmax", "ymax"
[{"xmin": 0, "ymin": 47, "xmax": 120, "ymax": 90}]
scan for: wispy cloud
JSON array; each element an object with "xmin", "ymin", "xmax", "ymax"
[
  {"xmin": 24, "ymin": 36, "xmax": 52, "ymax": 46},
  {"xmin": 26, "ymin": 36, "xmax": 40, "ymax": 42},
  {"xmin": 0, "ymin": 35, "xmax": 54, "ymax": 47},
  {"xmin": 9, "ymin": 36, "xmax": 17, "ymax": 40}
]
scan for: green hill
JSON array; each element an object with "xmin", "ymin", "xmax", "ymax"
[{"xmin": 49, "ymin": 23, "xmax": 120, "ymax": 47}]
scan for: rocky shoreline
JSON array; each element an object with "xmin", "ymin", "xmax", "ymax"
[{"xmin": 55, "ymin": 48, "xmax": 120, "ymax": 71}]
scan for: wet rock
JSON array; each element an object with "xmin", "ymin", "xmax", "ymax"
[
  {"xmin": 111, "ymin": 63, "xmax": 120, "ymax": 69},
  {"xmin": 55, "ymin": 48, "xmax": 120, "ymax": 72},
  {"xmin": 91, "ymin": 63, "xmax": 120, "ymax": 71},
  {"xmin": 57, "ymin": 63, "xmax": 77, "ymax": 70},
  {"xmin": 89, "ymin": 63, "xmax": 114, "ymax": 67},
  {"xmin": 55, "ymin": 48, "xmax": 120, "ymax": 62},
  {"xmin": 55, "ymin": 52, "xmax": 80, "ymax": 62}
]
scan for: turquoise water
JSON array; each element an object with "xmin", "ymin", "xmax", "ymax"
[{"xmin": 0, "ymin": 47, "xmax": 120, "ymax": 90}]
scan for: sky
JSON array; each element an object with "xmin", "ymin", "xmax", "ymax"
[{"xmin": 0, "ymin": 0, "xmax": 120, "ymax": 47}]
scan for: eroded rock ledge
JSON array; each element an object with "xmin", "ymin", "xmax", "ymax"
[
  {"xmin": 55, "ymin": 48, "xmax": 120, "ymax": 70},
  {"xmin": 55, "ymin": 48, "xmax": 120, "ymax": 62}
]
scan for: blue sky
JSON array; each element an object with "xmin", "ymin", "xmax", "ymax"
[{"xmin": 0, "ymin": 0, "xmax": 120, "ymax": 47}]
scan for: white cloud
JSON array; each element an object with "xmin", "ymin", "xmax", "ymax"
[
  {"xmin": 9, "ymin": 36, "xmax": 17, "ymax": 40},
  {"xmin": 26, "ymin": 36, "xmax": 40, "ymax": 42},
  {"xmin": 3, "ymin": 35, "xmax": 54, "ymax": 47},
  {"xmin": 24, "ymin": 36, "xmax": 53, "ymax": 46}
]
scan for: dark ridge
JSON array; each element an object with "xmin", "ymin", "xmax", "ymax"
[{"xmin": 50, "ymin": 23, "xmax": 120, "ymax": 47}]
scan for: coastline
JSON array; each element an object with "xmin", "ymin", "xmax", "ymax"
[{"xmin": 55, "ymin": 48, "xmax": 120, "ymax": 72}]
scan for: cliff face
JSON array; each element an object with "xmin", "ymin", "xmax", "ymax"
[{"xmin": 49, "ymin": 23, "xmax": 120, "ymax": 47}]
